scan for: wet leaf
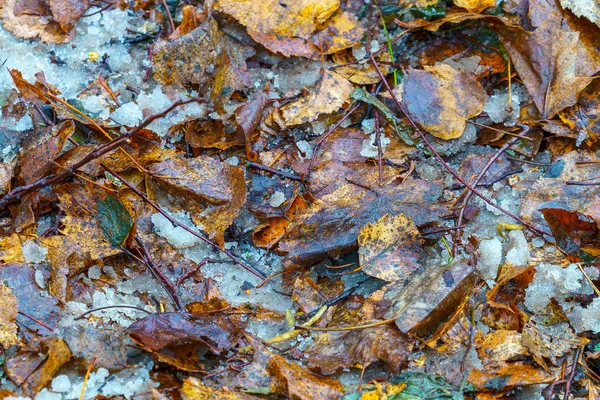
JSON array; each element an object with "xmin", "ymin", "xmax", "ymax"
[
  {"xmin": 384, "ymin": 261, "xmax": 476, "ymax": 337},
  {"xmin": 497, "ymin": 16, "xmax": 597, "ymax": 118},
  {"xmin": 149, "ymin": 155, "xmax": 246, "ymax": 247},
  {"xmin": 521, "ymin": 318, "xmax": 582, "ymax": 369},
  {"xmin": 0, "ymin": 282, "xmax": 19, "ymax": 348},
  {"xmin": 399, "ymin": 64, "xmax": 487, "ymax": 140},
  {"xmin": 48, "ymin": 0, "xmax": 89, "ymax": 33},
  {"xmin": 215, "ymin": 0, "xmax": 340, "ymax": 39},
  {"xmin": 389, "ymin": 372, "xmax": 474, "ymax": 399},
  {"xmin": 267, "ymin": 354, "xmax": 343, "ymax": 399},
  {"xmin": 0, "ymin": 0, "xmax": 75, "ymax": 43},
  {"xmin": 540, "ymin": 207, "xmax": 600, "ymax": 257},
  {"xmin": 97, "ymin": 195, "xmax": 134, "ymax": 247},
  {"xmin": 128, "ymin": 312, "xmax": 238, "ymax": 372},
  {"xmin": 358, "ymin": 213, "xmax": 424, "ymax": 283},
  {"xmin": 280, "ymin": 69, "xmax": 353, "ymax": 126},
  {"xmin": 181, "ymin": 377, "xmax": 245, "ymax": 399},
  {"xmin": 305, "ymin": 326, "xmax": 412, "ymax": 375},
  {"xmin": 468, "ymin": 363, "xmax": 557, "ymax": 392},
  {"xmin": 475, "ymin": 330, "xmax": 529, "ymax": 368},
  {"xmin": 559, "ymin": 0, "xmax": 600, "ymax": 27},
  {"xmin": 279, "ymin": 177, "xmax": 443, "ymax": 269}
]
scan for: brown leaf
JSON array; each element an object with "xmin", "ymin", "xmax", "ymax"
[
  {"xmin": 522, "ymin": 318, "xmax": 582, "ymax": 370},
  {"xmin": 384, "ymin": 261, "xmax": 476, "ymax": 337},
  {"xmin": 305, "ymin": 326, "xmax": 412, "ymax": 374},
  {"xmin": 149, "ymin": 155, "xmax": 246, "ymax": 247},
  {"xmin": 358, "ymin": 213, "xmax": 424, "ymax": 283},
  {"xmin": 267, "ymin": 354, "xmax": 343, "ymax": 399},
  {"xmin": 497, "ymin": 16, "xmax": 596, "ymax": 118},
  {"xmin": 6, "ymin": 338, "xmax": 72, "ymax": 396},
  {"xmin": 399, "ymin": 64, "xmax": 487, "ymax": 140},
  {"xmin": 332, "ymin": 50, "xmax": 392, "ymax": 85},
  {"xmin": 0, "ymin": 281, "xmax": 18, "ymax": 348},
  {"xmin": 475, "ymin": 330, "xmax": 529, "ymax": 368},
  {"xmin": 280, "ymin": 69, "xmax": 353, "ymax": 126},
  {"xmin": 181, "ymin": 377, "xmax": 245, "ymax": 399},
  {"xmin": 278, "ymin": 177, "xmax": 443, "ymax": 269},
  {"xmin": 468, "ymin": 363, "xmax": 557, "ymax": 392},
  {"xmin": 48, "ymin": 0, "xmax": 89, "ymax": 33},
  {"xmin": 0, "ymin": 0, "xmax": 75, "ymax": 43},
  {"xmin": 559, "ymin": 0, "xmax": 600, "ymax": 27},
  {"xmin": 540, "ymin": 206, "xmax": 600, "ymax": 257},
  {"xmin": 18, "ymin": 120, "xmax": 74, "ymax": 184},
  {"xmin": 185, "ymin": 119, "xmax": 245, "ymax": 152},
  {"xmin": 127, "ymin": 312, "xmax": 238, "ymax": 372},
  {"xmin": 253, "ymin": 195, "xmax": 308, "ymax": 249}
]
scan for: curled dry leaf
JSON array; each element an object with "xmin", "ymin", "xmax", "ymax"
[
  {"xmin": 358, "ymin": 213, "xmax": 424, "ymax": 283},
  {"xmin": 399, "ymin": 64, "xmax": 487, "ymax": 140},
  {"xmin": 280, "ymin": 69, "xmax": 353, "ymax": 126},
  {"xmin": 0, "ymin": 0, "xmax": 76, "ymax": 43},
  {"xmin": 0, "ymin": 282, "xmax": 19, "ymax": 348}
]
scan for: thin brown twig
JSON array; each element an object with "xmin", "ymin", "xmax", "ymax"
[
  {"xmin": 17, "ymin": 311, "xmax": 54, "ymax": 332},
  {"xmin": 247, "ymin": 161, "xmax": 305, "ymax": 181},
  {"xmin": 368, "ymin": 52, "xmax": 545, "ymax": 236}
]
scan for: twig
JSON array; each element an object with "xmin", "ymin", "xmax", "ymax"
[
  {"xmin": 367, "ymin": 52, "xmax": 545, "ymax": 236},
  {"xmin": 102, "ymin": 165, "xmax": 266, "ymax": 280},
  {"xmin": 453, "ymin": 127, "xmax": 530, "ymax": 254},
  {"xmin": 564, "ymin": 347, "xmax": 582, "ymax": 400},
  {"xmin": 132, "ymin": 236, "xmax": 185, "ymax": 310},
  {"xmin": 75, "ymin": 305, "xmax": 153, "ymax": 320},
  {"xmin": 17, "ymin": 311, "xmax": 54, "ymax": 332},
  {"xmin": 247, "ymin": 161, "xmax": 305, "ymax": 181},
  {"xmin": 79, "ymin": 357, "xmax": 96, "ymax": 400}
]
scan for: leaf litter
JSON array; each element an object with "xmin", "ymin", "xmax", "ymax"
[{"xmin": 1, "ymin": 0, "xmax": 600, "ymax": 399}]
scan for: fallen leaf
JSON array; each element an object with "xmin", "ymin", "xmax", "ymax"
[
  {"xmin": 278, "ymin": 177, "xmax": 443, "ymax": 269},
  {"xmin": 497, "ymin": 16, "xmax": 596, "ymax": 118},
  {"xmin": 475, "ymin": 330, "xmax": 529, "ymax": 368},
  {"xmin": 305, "ymin": 326, "xmax": 412, "ymax": 374},
  {"xmin": 358, "ymin": 213, "xmax": 424, "ymax": 283},
  {"xmin": 0, "ymin": 0, "xmax": 75, "ymax": 43},
  {"xmin": 384, "ymin": 261, "xmax": 476, "ymax": 337},
  {"xmin": 453, "ymin": 0, "xmax": 495, "ymax": 13},
  {"xmin": 399, "ymin": 64, "xmax": 487, "ymax": 140},
  {"xmin": 181, "ymin": 377, "xmax": 244, "ymax": 399},
  {"xmin": 521, "ymin": 318, "xmax": 582, "ymax": 370},
  {"xmin": 97, "ymin": 195, "xmax": 134, "ymax": 247},
  {"xmin": 332, "ymin": 50, "xmax": 392, "ymax": 84},
  {"xmin": 389, "ymin": 372, "xmax": 474, "ymax": 399},
  {"xmin": 128, "ymin": 312, "xmax": 238, "ymax": 372},
  {"xmin": 48, "ymin": 0, "xmax": 89, "ymax": 33},
  {"xmin": 540, "ymin": 207, "xmax": 600, "ymax": 257},
  {"xmin": 215, "ymin": 0, "xmax": 340, "ymax": 39},
  {"xmin": 468, "ymin": 363, "xmax": 557, "ymax": 392},
  {"xmin": 267, "ymin": 354, "xmax": 343, "ymax": 399},
  {"xmin": 559, "ymin": 0, "xmax": 600, "ymax": 27},
  {"xmin": 0, "ymin": 281, "xmax": 19, "ymax": 348},
  {"xmin": 280, "ymin": 69, "xmax": 353, "ymax": 126}
]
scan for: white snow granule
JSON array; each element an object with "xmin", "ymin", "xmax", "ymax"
[
  {"xmin": 477, "ymin": 237, "xmax": 503, "ymax": 281},
  {"xmin": 110, "ymin": 102, "xmax": 143, "ymax": 127},
  {"xmin": 505, "ymin": 230, "xmax": 530, "ymax": 266},
  {"xmin": 151, "ymin": 211, "xmax": 202, "ymax": 249},
  {"xmin": 269, "ymin": 191, "xmax": 286, "ymax": 208},
  {"xmin": 22, "ymin": 240, "xmax": 48, "ymax": 264}
]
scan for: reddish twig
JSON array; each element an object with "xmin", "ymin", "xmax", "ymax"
[
  {"xmin": 17, "ymin": 311, "xmax": 54, "ymax": 332},
  {"xmin": 453, "ymin": 126, "xmax": 530, "ymax": 254},
  {"xmin": 368, "ymin": 52, "xmax": 545, "ymax": 236},
  {"xmin": 247, "ymin": 161, "xmax": 305, "ymax": 181}
]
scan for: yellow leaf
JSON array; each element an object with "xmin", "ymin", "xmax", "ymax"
[
  {"xmin": 453, "ymin": 0, "xmax": 496, "ymax": 13},
  {"xmin": 358, "ymin": 213, "xmax": 423, "ymax": 283},
  {"xmin": 215, "ymin": 0, "xmax": 339, "ymax": 39},
  {"xmin": 0, "ymin": 282, "xmax": 18, "ymax": 348},
  {"xmin": 281, "ymin": 69, "xmax": 353, "ymax": 126}
]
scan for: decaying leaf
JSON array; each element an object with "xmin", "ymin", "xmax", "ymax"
[
  {"xmin": 358, "ymin": 213, "xmax": 424, "ymax": 283},
  {"xmin": 540, "ymin": 206, "xmax": 600, "ymax": 257},
  {"xmin": 521, "ymin": 318, "xmax": 582, "ymax": 370},
  {"xmin": 280, "ymin": 69, "xmax": 353, "ymax": 126},
  {"xmin": 332, "ymin": 50, "xmax": 392, "ymax": 85},
  {"xmin": 279, "ymin": 177, "xmax": 443, "ymax": 269},
  {"xmin": 498, "ymin": 16, "xmax": 596, "ymax": 118},
  {"xmin": 475, "ymin": 330, "xmax": 529, "ymax": 368},
  {"xmin": 181, "ymin": 377, "xmax": 244, "ymax": 399},
  {"xmin": 149, "ymin": 155, "xmax": 246, "ymax": 247},
  {"xmin": 97, "ymin": 195, "xmax": 134, "ymax": 247},
  {"xmin": 468, "ymin": 363, "xmax": 557, "ymax": 392},
  {"xmin": 0, "ymin": 0, "xmax": 76, "ymax": 43},
  {"xmin": 0, "ymin": 282, "xmax": 19, "ymax": 348},
  {"xmin": 267, "ymin": 354, "xmax": 343, "ymax": 399},
  {"xmin": 559, "ymin": 0, "xmax": 600, "ymax": 28},
  {"xmin": 305, "ymin": 326, "xmax": 412, "ymax": 374},
  {"xmin": 384, "ymin": 261, "xmax": 476, "ymax": 337},
  {"xmin": 399, "ymin": 64, "xmax": 487, "ymax": 140},
  {"xmin": 128, "ymin": 312, "xmax": 238, "ymax": 372}
]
